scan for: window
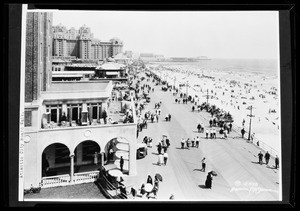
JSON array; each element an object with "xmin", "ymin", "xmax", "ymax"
[
  {"xmin": 46, "ymin": 105, "xmax": 62, "ymax": 123},
  {"xmin": 87, "ymin": 103, "xmax": 102, "ymax": 123},
  {"xmin": 67, "ymin": 104, "xmax": 82, "ymax": 124},
  {"xmin": 24, "ymin": 110, "xmax": 32, "ymax": 127}
]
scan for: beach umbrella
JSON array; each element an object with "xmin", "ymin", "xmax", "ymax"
[
  {"xmin": 209, "ymin": 171, "xmax": 218, "ymax": 176},
  {"xmin": 144, "ymin": 183, "xmax": 153, "ymax": 192},
  {"xmin": 155, "ymin": 173, "xmax": 163, "ymax": 182}
]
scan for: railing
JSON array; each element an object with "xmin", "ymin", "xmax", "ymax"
[
  {"xmin": 41, "ymin": 174, "xmax": 70, "ymax": 188},
  {"xmin": 73, "ymin": 171, "xmax": 99, "ymax": 184},
  {"xmin": 41, "ymin": 171, "xmax": 100, "ymax": 188},
  {"xmin": 230, "ymin": 123, "xmax": 279, "ymax": 158},
  {"xmin": 97, "ymin": 174, "xmax": 130, "ymax": 199}
]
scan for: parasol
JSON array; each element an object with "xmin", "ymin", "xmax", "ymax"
[
  {"xmin": 144, "ymin": 183, "xmax": 153, "ymax": 192},
  {"xmin": 209, "ymin": 171, "xmax": 218, "ymax": 176},
  {"xmin": 155, "ymin": 173, "xmax": 163, "ymax": 182}
]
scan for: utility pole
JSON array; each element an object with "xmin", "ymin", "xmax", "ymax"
[
  {"xmin": 173, "ymin": 77, "xmax": 176, "ymax": 90},
  {"xmin": 186, "ymin": 80, "xmax": 189, "ymax": 96},
  {"xmin": 203, "ymin": 89, "xmax": 212, "ymax": 104},
  {"xmin": 247, "ymin": 105, "xmax": 255, "ymax": 141}
]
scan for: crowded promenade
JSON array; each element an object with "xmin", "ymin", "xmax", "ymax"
[{"xmin": 121, "ymin": 68, "xmax": 280, "ymax": 201}]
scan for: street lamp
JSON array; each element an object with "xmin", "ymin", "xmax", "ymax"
[{"xmin": 247, "ymin": 105, "xmax": 255, "ymax": 141}]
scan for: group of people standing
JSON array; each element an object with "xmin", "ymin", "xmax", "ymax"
[
  {"xmin": 258, "ymin": 151, "xmax": 280, "ymax": 169},
  {"xmin": 181, "ymin": 136, "xmax": 200, "ymax": 149}
]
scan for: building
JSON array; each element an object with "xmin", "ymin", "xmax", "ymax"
[
  {"xmin": 25, "ymin": 12, "xmax": 53, "ymax": 103},
  {"xmin": 95, "ymin": 61, "xmax": 127, "ymax": 79},
  {"xmin": 139, "ymin": 53, "xmax": 165, "ymax": 62},
  {"xmin": 22, "ymin": 13, "xmax": 137, "ymax": 191},
  {"xmin": 52, "ymin": 24, "xmax": 123, "ymax": 60}
]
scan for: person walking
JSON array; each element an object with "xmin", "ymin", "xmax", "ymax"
[
  {"xmin": 206, "ymin": 129, "xmax": 209, "ymax": 139},
  {"xmin": 210, "ymin": 129, "xmax": 213, "ymax": 139},
  {"xmin": 186, "ymin": 138, "xmax": 190, "ymax": 150},
  {"xmin": 157, "ymin": 153, "xmax": 163, "ymax": 166},
  {"xmin": 197, "ymin": 124, "xmax": 201, "ymax": 133},
  {"xmin": 152, "ymin": 182, "xmax": 159, "ymax": 199},
  {"xmin": 264, "ymin": 151, "xmax": 270, "ymax": 165},
  {"xmin": 209, "ymin": 119, "xmax": 213, "ymax": 127},
  {"xmin": 196, "ymin": 136, "xmax": 200, "ymax": 148},
  {"xmin": 140, "ymin": 184, "xmax": 146, "ymax": 197},
  {"xmin": 251, "ymin": 133, "xmax": 255, "ymax": 143},
  {"xmin": 205, "ymin": 172, "xmax": 213, "ymax": 189},
  {"xmin": 156, "ymin": 114, "xmax": 159, "ymax": 123},
  {"xmin": 147, "ymin": 175, "xmax": 153, "ymax": 185},
  {"xmin": 168, "ymin": 114, "xmax": 171, "ymax": 121},
  {"xmin": 151, "ymin": 114, "xmax": 154, "ymax": 123},
  {"xmin": 157, "ymin": 142, "xmax": 162, "ymax": 154},
  {"xmin": 229, "ymin": 122, "xmax": 232, "ymax": 132},
  {"xmin": 163, "ymin": 152, "xmax": 168, "ymax": 165},
  {"xmin": 258, "ymin": 151, "xmax": 263, "ymax": 164},
  {"xmin": 120, "ymin": 156, "xmax": 124, "ymax": 172},
  {"xmin": 166, "ymin": 138, "xmax": 170, "ymax": 148},
  {"xmin": 201, "ymin": 157, "xmax": 206, "ymax": 172},
  {"xmin": 223, "ymin": 130, "xmax": 227, "ymax": 139},
  {"xmin": 275, "ymin": 155, "xmax": 279, "ymax": 169},
  {"xmin": 241, "ymin": 128, "xmax": 246, "ymax": 138},
  {"xmin": 181, "ymin": 138, "xmax": 185, "ymax": 149},
  {"xmin": 191, "ymin": 138, "xmax": 195, "ymax": 147},
  {"xmin": 192, "ymin": 106, "xmax": 195, "ymax": 112}
]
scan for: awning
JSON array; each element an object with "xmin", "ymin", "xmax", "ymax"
[{"xmin": 106, "ymin": 71, "xmax": 119, "ymax": 75}]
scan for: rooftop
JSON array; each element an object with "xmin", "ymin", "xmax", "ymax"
[
  {"xmin": 96, "ymin": 62, "xmax": 126, "ymax": 70},
  {"xmin": 42, "ymin": 81, "xmax": 113, "ymax": 101}
]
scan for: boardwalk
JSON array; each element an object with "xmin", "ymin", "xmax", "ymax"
[
  {"xmin": 24, "ymin": 72, "xmax": 280, "ymax": 201},
  {"xmin": 126, "ymin": 72, "xmax": 280, "ymax": 201}
]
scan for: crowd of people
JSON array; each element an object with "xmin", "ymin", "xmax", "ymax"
[{"xmin": 123, "ymin": 66, "xmax": 280, "ymax": 199}]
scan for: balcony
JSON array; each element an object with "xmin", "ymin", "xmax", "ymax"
[{"xmin": 41, "ymin": 100, "xmax": 136, "ymax": 131}]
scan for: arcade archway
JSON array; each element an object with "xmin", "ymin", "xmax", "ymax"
[
  {"xmin": 41, "ymin": 143, "xmax": 71, "ymax": 177},
  {"xmin": 73, "ymin": 140, "xmax": 101, "ymax": 173}
]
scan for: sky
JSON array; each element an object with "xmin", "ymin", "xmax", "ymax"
[{"xmin": 51, "ymin": 11, "xmax": 279, "ymax": 59}]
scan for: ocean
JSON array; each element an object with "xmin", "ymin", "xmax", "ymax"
[
  {"xmin": 148, "ymin": 58, "xmax": 281, "ymax": 153},
  {"xmin": 152, "ymin": 58, "xmax": 279, "ymax": 77}
]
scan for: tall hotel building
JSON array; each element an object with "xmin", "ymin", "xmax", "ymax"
[
  {"xmin": 52, "ymin": 24, "xmax": 123, "ymax": 60},
  {"xmin": 22, "ymin": 12, "xmax": 137, "ymax": 192}
]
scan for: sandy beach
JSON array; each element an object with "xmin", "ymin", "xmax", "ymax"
[{"xmin": 147, "ymin": 61, "xmax": 280, "ymax": 154}]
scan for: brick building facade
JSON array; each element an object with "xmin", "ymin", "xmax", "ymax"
[
  {"xmin": 25, "ymin": 12, "xmax": 53, "ymax": 103},
  {"xmin": 52, "ymin": 24, "xmax": 123, "ymax": 60}
]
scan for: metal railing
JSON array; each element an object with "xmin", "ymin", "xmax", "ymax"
[
  {"xmin": 97, "ymin": 174, "xmax": 129, "ymax": 199},
  {"xmin": 229, "ymin": 122, "xmax": 279, "ymax": 158}
]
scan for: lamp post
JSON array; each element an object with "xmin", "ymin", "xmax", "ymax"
[{"xmin": 247, "ymin": 105, "xmax": 255, "ymax": 141}]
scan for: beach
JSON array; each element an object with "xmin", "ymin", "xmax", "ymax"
[{"xmin": 147, "ymin": 60, "xmax": 280, "ymax": 154}]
